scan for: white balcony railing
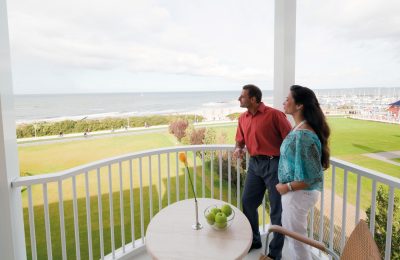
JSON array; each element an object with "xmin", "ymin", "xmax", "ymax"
[{"xmin": 11, "ymin": 145, "xmax": 400, "ymax": 260}]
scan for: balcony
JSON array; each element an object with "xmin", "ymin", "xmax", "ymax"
[
  {"xmin": 1, "ymin": 0, "xmax": 399, "ymax": 259},
  {"xmin": 10, "ymin": 145, "xmax": 400, "ymax": 260}
]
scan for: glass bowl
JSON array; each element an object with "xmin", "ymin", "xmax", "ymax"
[{"xmin": 204, "ymin": 204, "xmax": 235, "ymax": 231}]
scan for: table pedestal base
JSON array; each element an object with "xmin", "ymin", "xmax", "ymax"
[{"xmin": 192, "ymin": 223, "xmax": 203, "ymax": 230}]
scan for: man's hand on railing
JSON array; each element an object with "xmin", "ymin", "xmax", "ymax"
[{"xmin": 233, "ymin": 147, "xmax": 245, "ymax": 160}]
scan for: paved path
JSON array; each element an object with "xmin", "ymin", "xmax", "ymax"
[
  {"xmin": 17, "ymin": 121, "xmax": 237, "ymax": 147},
  {"xmin": 363, "ymin": 150, "xmax": 400, "ymax": 166}
]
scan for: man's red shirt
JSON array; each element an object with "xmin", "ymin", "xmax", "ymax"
[{"xmin": 235, "ymin": 102, "xmax": 291, "ymax": 156}]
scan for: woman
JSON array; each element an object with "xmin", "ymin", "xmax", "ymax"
[{"xmin": 275, "ymin": 85, "xmax": 330, "ymax": 260}]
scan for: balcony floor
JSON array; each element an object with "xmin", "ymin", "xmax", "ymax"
[
  {"xmin": 133, "ymin": 237, "xmax": 267, "ymax": 260},
  {"xmin": 130, "ymin": 234, "xmax": 325, "ymax": 260}
]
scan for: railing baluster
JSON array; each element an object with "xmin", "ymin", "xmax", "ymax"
[
  {"xmin": 119, "ymin": 162, "xmax": 125, "ymax": 253},
  {"xmin": 329, "ymin": 166, "xmax": 336, "ymax": 249},
  {"xmin": 310, "ymin": 206, "xmax": 314, "ymax": 239},
  {"xmin": 228, "ymin": 151, "xmax": 231, "ymax": 204},
  {"xmin": 129, "ymin": 159, "xmax": 135, "ymax": 248},
  {"xmin": 262, "ymin": 195, "xmax": 266, "ymax": 232},
  {"xmin": 167, "ymin": 153, "xmax": 171, "ymax": 205},
  {"xmin": 175, "ymin": 152, "xmax": 179, "ymax": 202},
  {"xmin": 202, "ymin": 150, "xmax": 205, "ymax": 198},
  {"xmin": 108, "ymin": 165, "xmax": 115, "ymax": 258},
  {"xmin": 355, "ymin": 174, "xmax": 361, "ymax": 225},
  {"xmin": 193, "ymin": 151, "xmax": 197, "ymax": 194},
  {"xmin": 72, "ymin": 176, "xmax": 80, "ymax": 260},
  {"xmin": 43, "ymin": 183, "xmax": 52, "ymax": 260},
  {"xmin": 384, "ymin": 186, "xmax": 395, "ymax": 260},
  {"xmin": 139, "ymin": 158, "xmax": 144, "ymax": 243},
  {"xmin": 246, "ymin": 152, "xmax": 249, "ymax": 171},
  {"xmin": 211, "ymin": 151, "xmax": 214, "ymax": 199},
  {"xmin": 97, "ymin": 168, "xmax": 104, "ymax": 260},
  {"xmin": 370, "ymin": 180, "xmax": 377, "ymax": 237},
  {"xmin": 219, "ymin": 150, "xmax": 222, "ymax": 200},
  {"xmin": 319, "ymin": 172, "xmax": 325, "ymax": 243},
  {"xmin": 58, "ymin": 180, "xmax": 67, "ymax": 260},
  {"xmin": 184, "ymin": 165, "xmax": 188, "ymax": 199},
  {"xmin": 184, "ymin": 151, "xmax": 188, "ymax": 199},
  {"xmin": 158, "ymin": 154, "xmax": 162, "ymax": 211},
  {"xmin": 28, "ymin": 186, "xmax": 37, "ymax": 260},
  {"xmin": 148, "ymin": 156, "xmax": 153, "ymax": 218},
  {"xmin": 236, "ymin": 158, "xmax": 241, "ymax": 209},
  {"xmin": 340, "ymin": 170, "xmax": 348, "ymax": 253},
  {"xmin": 84, "ymin": 172, "xmax": 93, "ymax": 260}
]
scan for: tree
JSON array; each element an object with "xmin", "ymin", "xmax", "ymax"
[
  {"xmin": 181, "ymin": 126, "xmax": 205, "ymax": 145},
  {"xmin": 168, "ymin": 118, "xmax": 189, "ymax": 141},
  {"xmin": 366, "ymin": 186, "xmax": 400, "ymax": 259},
  {"xmin": 226, "ymin": 112, "xmax": 241, "ymax": 121},
  {"xmin": 189, "ymin": 127, "xmax": 206, "ymax": 145}
]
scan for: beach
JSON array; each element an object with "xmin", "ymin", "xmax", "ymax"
[{"xmin": 13, "ymin": 88, "xmax": 400, "ymax": 125}]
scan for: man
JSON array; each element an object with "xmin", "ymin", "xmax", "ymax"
[{"xmin": 234, "ymin": 84, "xmax": 291, "ymax": 259}]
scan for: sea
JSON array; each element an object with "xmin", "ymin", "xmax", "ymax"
[
  {"xmin": 13, "ymin": 88, "xmax": 400, "ymax": 124},
  {"xmin": 13, "ymin": 91, "xmax": 271, "ymax": 124}
]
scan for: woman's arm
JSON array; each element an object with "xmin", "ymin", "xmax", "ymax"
[{"xmin": 276, "ymin": 181, "xmax": 309, "ymax": 195}]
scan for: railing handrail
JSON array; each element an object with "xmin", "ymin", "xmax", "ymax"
[
  {"xmin": 12, "ymin": 144, "xmax": 235, "ymax": 187},
  {"xmin": 330, "ymin": 157, "xmax": 400, "ymax": 188},
  {"xmin": 12, "ymin": 147, "xmax": 400, "ymax": 189}
]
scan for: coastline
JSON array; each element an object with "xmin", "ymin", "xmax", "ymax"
[{"xmin": 16, "ymin": 106, "xmax": 247, "ymax": 125}]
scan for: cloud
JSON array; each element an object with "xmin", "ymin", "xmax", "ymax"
[
  {"xmin": 7, "ymin": 0, "xmax": 399, "ymax": 93},
  {"xmin": 295, "ymin": 0, "xmax": 400, "ymax": 88},
  {"xmin": 8, "ymin": 0, "xmax": 271, "ymax": 88},
  {"xmin": 299, "ymin": 0, "xmax": 400, "ymax": 43}
]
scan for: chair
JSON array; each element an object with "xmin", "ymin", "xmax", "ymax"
[{"xmin": 260, "ymin": 219, "xmax": 381, "ymax": 260}]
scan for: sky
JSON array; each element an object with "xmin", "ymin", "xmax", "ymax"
[{"xmin": 6, "ymin": 0, "xmax": 400, "ymax": 94}]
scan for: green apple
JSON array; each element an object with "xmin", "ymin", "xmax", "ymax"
[
  {"xmin": 206, "ymin": 212, "xmax": 215, "ymax": 225},
  {"xmin": 214, "ymin": 212, "xmax": 227, "ymax": 229},
  {"xmin": 210, "ymin": 207, "xmax": 221, "ymax": 216},
  {"xmin": 221, "ymin": 204, "xmax": 232, "ymax": 217}
]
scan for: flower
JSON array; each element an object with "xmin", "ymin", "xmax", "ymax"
[
  {"xmin": 179, "ymin": 152, "xmax": 188, "ymax": 166},
  {"xmin": 178, "ymin": 152, "xmax": 196, "ymax": 201}
]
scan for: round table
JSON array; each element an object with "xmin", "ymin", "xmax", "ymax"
[{"xmin": 145, "ymin": 198, "xmax": 252, "ymax": 260}]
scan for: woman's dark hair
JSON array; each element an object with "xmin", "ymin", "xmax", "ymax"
[
  {"xmin": 290, "ymin": 85, "xmax": 330, "ymax": 169},
  {"xmin": 243, "ymin": 84, "xmax": 262, "ymax": 103}
]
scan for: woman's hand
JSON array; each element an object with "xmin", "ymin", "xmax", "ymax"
[{"xmin": 276, "ymin": 183, "xmax": 289, "ymax": 195}]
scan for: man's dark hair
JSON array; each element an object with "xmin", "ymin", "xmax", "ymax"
[{"xmin": 242, "ymin": 84, "xmax": 262, "ymax": 103}]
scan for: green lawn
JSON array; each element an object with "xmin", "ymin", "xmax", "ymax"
[
  {"xmin": 392, "ymin": 158, "xmax": 400, "ymax": 163},
  {"xmin": 24, "ymin": 164, "xmax": 240, "ymax": 260},
  {"xmin": 211, "ymin": 118, "xmax": 400, "ymax": 178},
  {"xmin": 18, "ymin": 117, "xmax": 400, "ymax": 259}
]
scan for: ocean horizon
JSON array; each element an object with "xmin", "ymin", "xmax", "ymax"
[
  {"xmin": 13, "ymin": 87, "xmax": 400, "ymax": 124},
  {"xmin": 14, "ymin": 91, "xmax": 261, "ymax": 124}
]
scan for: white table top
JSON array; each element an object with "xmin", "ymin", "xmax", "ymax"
[{"xmin": 145, "ymin": 198, "xmax": 252, "ymax": 260}]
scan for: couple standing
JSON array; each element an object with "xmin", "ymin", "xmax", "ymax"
[{"xmin": 234, "ymin": 84, "xmax": 330, "ymax": 260}]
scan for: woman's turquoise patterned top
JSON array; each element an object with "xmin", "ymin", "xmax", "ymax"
[{"xmin": 278, "ymin": 130, "xmax": 323, "ymax": 191}]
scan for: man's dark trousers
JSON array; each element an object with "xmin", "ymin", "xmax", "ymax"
[{"xmin": 242, "ymin": 156, "xmax": 283, "ymax": 259}]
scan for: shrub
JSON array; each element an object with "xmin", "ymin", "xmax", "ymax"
[
  {"xmin": 169, "ymin": 118, "xmax": 189, "ymax": 141},
  {"xmin": 209, "ymin": 131, "xmax": 246, "ymax": 188},
  {"xmin": 366, "ymin": 186, "xmax": 400, "ymax": 259},
  {"xmin": 189, "ymin": 128, "xmax": 206, "ymax": 145},
  {"xmin": 226, "ymin": 112, "xmax": 241, "ymax": 121},
  {"xmin": 16, "ymin": 115, "xmax": 203, "ymax": 138}
]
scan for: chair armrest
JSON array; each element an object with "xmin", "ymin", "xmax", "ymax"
[{"xmin": 268, "ymin": 225, "xmax": 326, "ymax": 252}]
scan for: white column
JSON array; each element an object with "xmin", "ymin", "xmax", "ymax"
[
  {"xmin": 0, "ymin": 0, "xmax": 27, "ymax": 259},
  {"xmin": 273, "ymin": 0, "xmax": 296, "ymax": 111}
]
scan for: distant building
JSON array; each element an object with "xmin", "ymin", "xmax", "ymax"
[{"xmin": 388, "ymin": 100, "xmax": 400, "ymax": 118}]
